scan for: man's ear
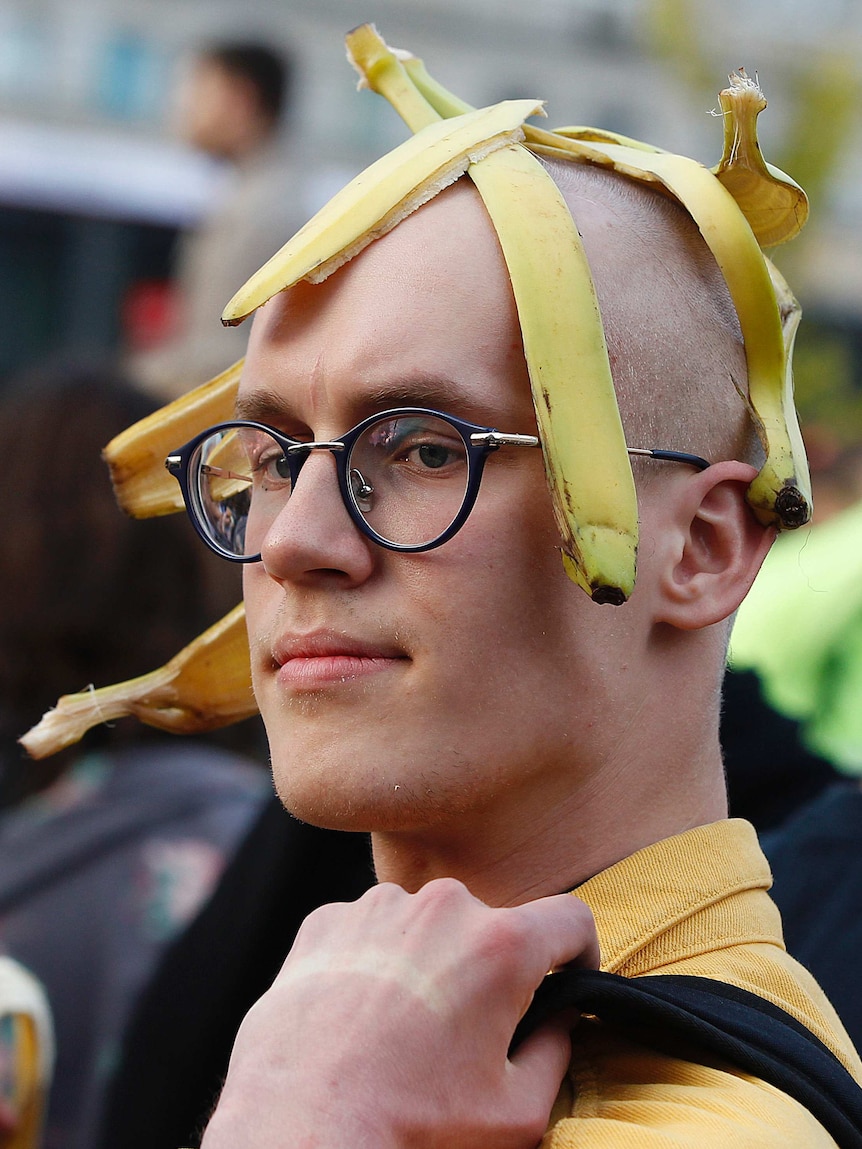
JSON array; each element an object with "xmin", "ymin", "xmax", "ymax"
[{"xmin": 653, "ymin": 461, "xmax": 776, "ymax": 631}]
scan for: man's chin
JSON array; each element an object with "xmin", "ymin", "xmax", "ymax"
[{"xmin": 270, "ymin": 772, "xmax": 437, "ymax": 836}]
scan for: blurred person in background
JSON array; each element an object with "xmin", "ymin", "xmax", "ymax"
[
  {"xmin": 96, "ymin": 794, "xmax": 374, "ymax": 1149},
  {"xmin": 720, "ymin": 667, "xmax": 842, "ymax": 834},
  {"xmin": 761, "ymin": 772, "xmax": 862, "ymax": 1050},
  {"xmin": 127, "ymin": 41, "xmax": 304, "ymax": 401},
  {"xmin": 0, "ymin": 363, "xmax": 270, "ymax": 1149},
  {"xmin": 729, "ymin": 453, "xmax": 862, "ymax": 1052}
]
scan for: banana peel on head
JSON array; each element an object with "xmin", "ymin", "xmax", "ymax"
[
  {"xmin": 22, "ymin": 25, "xmax": 815, "ymax": 756},
  {"xmin": 381, "ymin": 34, "xmax": 812, "ymax": 532},
  {"xmin": 460, "ymin": 145, "xmax": 638, "ymax": 603}
]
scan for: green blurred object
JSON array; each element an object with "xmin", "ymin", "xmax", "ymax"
[{"xmin": 730, "ymin": 499, "xmax": 862, "ymax": 775}]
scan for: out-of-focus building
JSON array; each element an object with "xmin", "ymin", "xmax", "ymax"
[{"xmin": 1, "ymin": 0, "xmax": 860, "ymax": 384}]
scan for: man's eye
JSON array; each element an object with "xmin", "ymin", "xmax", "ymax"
[
  {"xmin": 361, "ymin": 418, "xmax": 466, "ymax": 475},
  {"xmin": 411, "ymin": 442, "xmax": 459, "ymax": 470},
  {"xmin": 253, "ymin": 449, "xmax": 291, "ymax": 482}
]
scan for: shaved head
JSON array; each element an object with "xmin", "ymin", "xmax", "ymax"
[{"xmin": 537, "ymin": 158, "xmax": 757, "ymax": 472}]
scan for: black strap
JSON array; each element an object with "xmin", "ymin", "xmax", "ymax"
[{"xmin": 512, "ymin": 968, "xmax": 862, "ymax": 1149}]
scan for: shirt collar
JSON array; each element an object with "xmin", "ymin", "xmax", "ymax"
[{"xmin": 575, "ymin": 819, "xmax": 779, "ymax": 973}]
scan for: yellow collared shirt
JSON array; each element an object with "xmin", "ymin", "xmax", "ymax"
[{"xmin": 546, "ymin": 819, "xmax": 862, "ymax": 1147}]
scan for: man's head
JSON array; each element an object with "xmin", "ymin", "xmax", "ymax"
[
  {"xmin": 178, "ymin": 41, "xmax": 292, "ymax": 161},
  {"xmin": 237, "ymin": 162, "xmax": 772, "ymax": 886}
]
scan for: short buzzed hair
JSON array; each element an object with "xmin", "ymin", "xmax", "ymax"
[{"xmin": 543, "ymin": 158, "xmax": 758, "ymax": 472}]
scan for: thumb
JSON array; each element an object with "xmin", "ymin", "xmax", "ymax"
[{"xmin": 507, "ymin": 1016, "xmax": 574, "ymax": 1118}]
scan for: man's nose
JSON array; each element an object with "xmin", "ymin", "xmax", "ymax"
[{"xmin": 257, "ymin": 449, "xmax": 376, "ymax": 587}]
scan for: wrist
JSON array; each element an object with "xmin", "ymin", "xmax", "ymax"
[{"xmin": 201, "ymin": 1087, "xmax": 402, "ymax": 1149}]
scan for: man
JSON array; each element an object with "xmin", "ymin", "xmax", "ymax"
[
  {"xmin": 70, "ymin": 38, "xmax": 857, "ymax": 1142},
  {"xmin": 186, "ymin": 150, "xmax": 861, "ymax": 1147},
  {"xmin": 128, "ymin": 41, "xmax": 302, "ymax": 400}
]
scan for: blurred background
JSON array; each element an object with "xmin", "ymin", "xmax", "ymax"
[{"xmin": 0, "ymin": 0, "xmax": 860, "ymax": 439}]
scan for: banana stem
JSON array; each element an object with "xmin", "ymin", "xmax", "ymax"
[
  {"xmin": 402, "ymin": 56, "xmax": 473, "ymax": 117},
  {"xmin": 346, "ymin": 25, "xmax": 440, "ymax": 133},
  {"xmin": 400, "ymin": 56, "xmax": 649, "ymax": 167}
]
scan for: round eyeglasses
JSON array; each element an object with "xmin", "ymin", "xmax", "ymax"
[{"xmin": 165, "ymin": 406, "xmax": 711, "ymax": 562}]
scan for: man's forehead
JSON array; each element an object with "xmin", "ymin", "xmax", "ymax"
[
  {"xmin": 243, "ymin": 182, "xmax": 520, "ymax": 357},
  {"xmin": 237, "ymin": 182, "xmax": 535, "ymax": 425}
]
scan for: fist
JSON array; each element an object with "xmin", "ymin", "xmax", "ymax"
[{"xmin": 203, "ymin": 878, "xmax": 599, "ymax": 1149}]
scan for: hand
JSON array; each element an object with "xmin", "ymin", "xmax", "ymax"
[{"xmin": 201, "ymin": 878, "xmax": 599, "ymax": 1149}]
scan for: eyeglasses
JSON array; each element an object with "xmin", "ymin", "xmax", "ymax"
[{"xmin": 165, "ymin": 407, "xmax": 710, "ymax": 562}]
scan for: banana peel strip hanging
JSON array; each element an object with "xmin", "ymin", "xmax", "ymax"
[
  {"xmin": 342, "ymin": 24, "xmax": 639, "ymax": 603},
  {"xmin": 21, "ymin": 605, "xmax": 255, "ymax": 760},
  {"xmin": 105, "ymin": 358, "xmax": 244, "ymax": 518},
  {"xmin": 23, "ymin": 24, "xmax": 813, "ymax": 757}
]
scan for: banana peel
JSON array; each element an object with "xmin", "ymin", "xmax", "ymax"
[
  {"xmin": 21, "ymin": 604, "xmax": 254, "ymax": 759},
  {"xmin": 107, "ymin": 359, "xmax": 242, "ymax": 519}
]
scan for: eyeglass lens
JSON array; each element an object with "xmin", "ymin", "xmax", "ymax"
[{"xmin": 191, "ymin": 413, "xmax": 472, "ymax": 555}]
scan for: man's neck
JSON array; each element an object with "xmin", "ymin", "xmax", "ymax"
[{"xmin": 369, "ymin": 744, "xmax": 728, "ymax": 906}]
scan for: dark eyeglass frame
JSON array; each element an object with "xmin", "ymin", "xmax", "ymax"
[{"xmin": 165, "ymin": 406, "xmax": 710, "ymax": 562}]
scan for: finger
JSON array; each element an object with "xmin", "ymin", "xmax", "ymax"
[
  {"xmin": 507, "ymin": 1017, "xmax": 574, "ymax": 1120},
  {"xmin": 515, "ymin": 893, "xmax": 601, "ymax": 975}
]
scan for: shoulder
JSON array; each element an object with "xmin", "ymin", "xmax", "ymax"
[{"xmin": 548, "ymin": 1022, "xmax": 841, "ymax": 1147}]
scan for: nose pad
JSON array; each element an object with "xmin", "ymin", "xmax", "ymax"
[{"xmin": 349, "ymin": 467, "xmax": 374, "ymax": 513}]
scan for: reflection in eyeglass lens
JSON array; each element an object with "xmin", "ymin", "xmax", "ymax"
[{"xmin": 350, "ymin": 415, "xmax": 469, "ymax": 546}]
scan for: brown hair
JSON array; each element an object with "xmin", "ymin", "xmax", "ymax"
[{"xmin": 0, "ymin": 362, "xmax": 253, "ymax": 801}]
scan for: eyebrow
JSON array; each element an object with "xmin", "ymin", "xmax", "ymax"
[
  {"xmin": 234, "ymin": 376, "xmax": 483, "ymax": 425},
  {"xmin": 365, "ymin": 377, "xmax": 475, "ymax": 412},
  {"xmin": 234, "ymin": 388, "xmax": 296, "ymax": 424}
]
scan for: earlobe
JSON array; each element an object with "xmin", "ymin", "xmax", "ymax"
[{"xmin": 655, "ymin": 462, "xmax": 776, "ymax": 631}]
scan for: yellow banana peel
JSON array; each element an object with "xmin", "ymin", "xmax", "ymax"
[
  {"xmin": 21, "ymin": 605, "xmax": 254, "ymax": 759},
  {"xmin": 467, "ymin": 145, "xmax": 638, "ymax": 601},
  {"xmin": 106, "ymin": 359, "xmax": 242, "ymax": 518},
  {"xmin": 748, "ymin": 257, "xmax": 812, "ymax": 525}
]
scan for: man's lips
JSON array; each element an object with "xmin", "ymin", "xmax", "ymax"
[{"xmin": 271, "ymin": 633, "xmax": 408, "ymax": 688}]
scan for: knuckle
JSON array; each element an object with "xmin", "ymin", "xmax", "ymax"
[
  {"xmin": 419, "ymin": 876, "xmax": 473, "ymax": 904},
  {"xmin": 413, "ymin": 876, "xmax": 480, "ymax": 921},
  {"xmin": 473, "ymin": 912, "xmax": 528, "ymax": 974}
]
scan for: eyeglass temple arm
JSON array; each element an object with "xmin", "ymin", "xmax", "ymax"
[
  {"xmin": 469, "ymin": 433, "xmax": 710, "ymax": 473},
  {"xmin": 627, "ymin": 447, "xmax": 711, "ymax": 471}
]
